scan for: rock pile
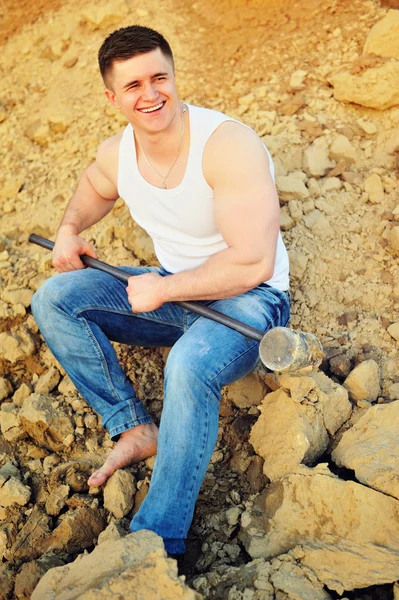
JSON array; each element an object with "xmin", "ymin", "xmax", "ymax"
[{"xmin": 0, "ymin": 0, "xmax": 398, "ymax": 598}]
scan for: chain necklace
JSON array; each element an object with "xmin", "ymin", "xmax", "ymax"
[{"xmin": 135, "ymin": 104, "xmax": 187, "ymax": 189}]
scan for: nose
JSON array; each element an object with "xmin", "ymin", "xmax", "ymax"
[{"xmin": 142, "ymin": 82, "xmax": 158, "ymax": 103}]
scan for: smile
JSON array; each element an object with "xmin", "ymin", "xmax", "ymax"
[{"xmin": 138, "ymin": 102, "xmax": 165, "ymax": 113}]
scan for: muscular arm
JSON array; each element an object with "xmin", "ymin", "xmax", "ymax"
[
  {"xmin": 127, "ymin": 123, "xmax": 281, "ymax": 311},
  {"xmin": 53, "ymin": 135, "xmax": 121, "ymax": 271}
]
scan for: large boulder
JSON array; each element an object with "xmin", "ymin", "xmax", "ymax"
[
  {"xmin": 32, "ymin": 530, "xmax": 201, "ymax": 600},
  {"xmin": 239, "ymin": 464, "xmax": 399, "ymax": 594},
  {"xmin": 364, "ymin": 10, "xmax": 399, "ymax": 59},
  {"xmin": 332, "ymin": 401, "xmax": 399, "ymax": 499}
]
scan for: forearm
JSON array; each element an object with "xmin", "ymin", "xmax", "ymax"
[
  {"xmin": 58, "ymin": 169, "xmax": 116, "ymax": 236},
  {"xmin": 159, "ymin": 246, "xmax": 274, "ymax": 302}
]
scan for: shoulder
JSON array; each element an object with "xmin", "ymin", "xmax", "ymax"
[
  {"xmin": 203, "ymin": 121, "xmax": 271, "ymax": 186},
  {"xmin": 94, "ymin": 131, "xmax": 124, "ymax": 183}
]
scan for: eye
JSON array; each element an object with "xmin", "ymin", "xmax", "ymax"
[{"xmin": 156, "ymin": 76, "xmax": 166, "ymax": 81}]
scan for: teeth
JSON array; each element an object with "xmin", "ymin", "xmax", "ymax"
[{"xmin": 141, "ymin": 103, "xmax": 163, "ymax": 113}]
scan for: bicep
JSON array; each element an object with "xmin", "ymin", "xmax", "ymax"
[
  {"xmin": 209, "ymin": 126, "xmax": 280, "ymax": 263},
  {"xmin": 86, "ymin": 135, "xmax": 121, "ymax": 201}
]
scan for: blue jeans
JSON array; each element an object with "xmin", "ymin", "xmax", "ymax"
[{"xmin": 31, "ymin": 266, "xmax": 290, "ymax": 554}]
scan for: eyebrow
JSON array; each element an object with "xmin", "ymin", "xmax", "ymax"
[{"xmin": 122, "ymin": 72, "xmax": 169, "ymax": 89}]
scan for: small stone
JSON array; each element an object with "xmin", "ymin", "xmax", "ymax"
[
  {"xmin": 34, "ymin": 367, "xmax": 61, "ymax": 394},
  {"xmin": 13, "ymin": 383, "xmax": 32, "ymax": 407},
  {"xmin": 388, "ymin": 226, "xmax": 399, "ymax": 255},
  {"xmin": 344, "ymin": 360, "xmax": 381, "ymax": 404},
  {"xmin": 19, "ymin": 394, "xmax": 75, "ymax": 452},
  {"xmin": 226, "ymin": 506, "xmax": 242, "ymax": 526},
  {"xmin": 322, "ymin": 177, "xmax": 342, "ymax": 192},
  {"xmin": 0, "ymin": 410, "xmax": 27, "ymax": 442},
  {"xmin": 364, "ymin": 173, "xmax": 384, "ymax": 204},
  {"xmin": 329, "ymin": 135, "xmax": 357, "ymax": 164},
  {"xmin": 0, "ymin": 475, "xmax": 31, "ymax": 508},
  {"xmin": 288, "ymin": 250, "xmax": 308, "ymax": 279},
  {"xmin": 303, "ymin": 137, "xmax": 335, "ymax": 178},
  {"xmin": 227, "ymin": 373, "xmax": 266, "ymax": 409},
  {"xmin": 304, "ymin": 210, "xmax": 333, "ymax": 237},
  {"xmin": 64, "ymin": 56, "xmax": 78, "ymax": 68},
  {"xmin": 103, "ymin": 470, "xmax": 136, "ymax": 518},
  {"xmin": 330, "ymin": 355, "xmax": 352, "ymax": 379},
  {"xmin": 45, "ymin": 484, "xmax": 70, "ymax": 516},
  {"xmin": 356, "ymin": 118, "xmax": 378, "ymax": 135},
  {"xmin": 387, "ymin": 321, "xmax": 399, "ymax": 341},
  {"xmin": 81, "ymin": 1, "xmax": 130, "ymax": 30},
  {"xmin": 25, "ymin": 120, "xmax": 50, "ymax": 147},
  {"xmin": 0, "ymin": 327, "xmax": 36, "ymax": 363},
  {"xmin": 2, "ymin": 288, "xmax": 34, "ymax": 307},
  {"xmin": 0, "ymin": 378, "xmax": 13, "ymax": 401},
  {"xmin": 276, "ymin": 174, "xmax": 309, "ymax": 201},
  {"xmin": 289, "ymin": 69, "xmax": 307, "ymax": 90}
]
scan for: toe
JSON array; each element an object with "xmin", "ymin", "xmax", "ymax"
[{"xmin": 88, "ymin": 469, "xmax": 109, "ymax": 486}]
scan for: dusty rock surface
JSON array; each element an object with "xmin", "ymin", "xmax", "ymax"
[
  {"xmin": 0, "ymin": 0, "xmax": 399, "ymax": 598},
  {"xmin": 31, "ymin": 530, "xmax": 201, "ymax": 600}
]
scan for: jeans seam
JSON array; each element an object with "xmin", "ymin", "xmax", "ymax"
[
  {"xmin": 74, "ymin": 305, "xmax": 184, "ymax": 330},
  {"xmin": 81, "ymin": 317, "xmax": 134, "ymax": 419}
]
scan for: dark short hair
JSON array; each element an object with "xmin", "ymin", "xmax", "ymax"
[{"xmin": 98, "ymin": 25, "xmax": 174, "ymax": 85}]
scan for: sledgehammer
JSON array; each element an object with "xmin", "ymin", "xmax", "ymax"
[{"xmin": 29, "ymin": 233, "xmax": 324, "ymax": 373}]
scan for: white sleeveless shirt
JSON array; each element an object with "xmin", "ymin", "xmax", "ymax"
[{"xmin": 118, "ymin": 104, "xmax": 290, "ymax": 291}]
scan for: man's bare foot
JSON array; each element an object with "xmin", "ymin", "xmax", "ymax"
[{"xmin": 87, "ymin": 422, "xmax": 158, "ymax": 487}]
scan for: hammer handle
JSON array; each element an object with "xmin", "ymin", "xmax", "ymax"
[{"xmin": 29, "ymin": 234, "xmax": 264, "ymax": 342}]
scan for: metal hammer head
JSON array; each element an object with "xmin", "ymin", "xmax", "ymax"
[{"xmin": 259, "ymin": 327, "xmax": 324, "ymax": 373}]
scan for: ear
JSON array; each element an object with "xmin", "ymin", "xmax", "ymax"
[{"xmin": 105, "ymin": 89, "xmax": 120, "ymax": 109}]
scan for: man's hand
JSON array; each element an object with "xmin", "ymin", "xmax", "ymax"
[
  {"xmin": 126, "ymin": 272, "xmax": 165, "ymax": 313},
  {"xmin": 52, "ymin": 230, "xmax": 98, "ymax": 272}
]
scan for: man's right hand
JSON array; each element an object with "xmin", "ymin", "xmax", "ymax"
[{"xmin": 52, "ymin": 229, "xmax": 98, "ymax": 272}]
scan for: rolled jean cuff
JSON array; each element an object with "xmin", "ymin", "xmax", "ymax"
[
  {"xmin": 163, "ymin": 538, "xmax": 186, "ymax": 554},
  {"xmin": 102, "ymin": 400, "xmax": 153, "ymax": 441}
]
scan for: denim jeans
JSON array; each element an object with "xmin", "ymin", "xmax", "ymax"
[{"xmin": 31, "ymin": 265, "xmax": 290, "ymax": 554}]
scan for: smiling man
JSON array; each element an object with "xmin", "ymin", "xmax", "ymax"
[{"xmin": 31, "ymin": 25, "xmax": 290, "ymax": 557}]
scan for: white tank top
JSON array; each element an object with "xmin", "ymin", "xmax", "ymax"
[{"xmin": 118, "ymin": 104, "xmax": 290, "ymax": 291}]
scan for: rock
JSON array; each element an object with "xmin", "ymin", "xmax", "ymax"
[
  {"xmin": 303, "ymin": 137, "xmax": 335, "ymax": 178},
  {"xmin": 34, "ymin": 367, "xmax": 61, "ymax": 394},
  {"xmin": 103, "ymin": 470, "xmax": 136, "ymax": 518},
  {"xmin": 364, "ymin": 173, "xmax": 384, "ymax": 203},
  {"xmin": 389, "ymin": 226, "xmax": 399, "ymax": 255},
  {"xmin": 13, "ymin": 383, "xmax": 32, "ymax": 407},
  {"xmin": 0, "ymin": 377, "xmax": 12, "ymax": 401},
  {"xmin": 270, "ymin": 560, "xmax": 332, "ymax": 600},
  {"xmin": 0, "ymin": 407, "xmax": 27, "ymax": 442},
  {"xmin": 344, "ymin": 360, "xmax": 381, "ymax": 403},
  {"xmin": 98, "ymin": 521, "xmax": 125, "ymax": 544},
  {"xmin": 31, "ymin": 530, "xmax": 201, "ymax": 600},
  {"xmin": 239, "ymin": 464, "xmax": 399, "ymax": 593},
  {"xmin": 80, "ymin": 1, "xmax": 130, "ymax": 30},
  {"xmin": 332, "ymin": 401, "xmax": 399, "ymax": 500},
  {"xmin": 19, "ymin": 394, "xmax": 74, "ymax": 452},
  {"xmin": 289, "ymin": 69, "xmax": 307, "ymax": 90},
  {"xmin": 0, "ymin": 564, "xmax": 15, "ymax": 600},
  {"xmin": 0, "ymin": 327, "xmax": 35, "ymax": 363},
  {"xmin": 364, "ymin": 10, "xmax": 399, "ymax": 59},
  {"xmin": 227, "ymin": 373, "xmax": 266, "ymax": 409},
  {"xmin": 2, "ymin": 288, "xmax": 34, "ymax": 307},
  {"xmin": 329, "ymin": 355, "xmax": 352, "ymax": 379},
  {"xmin": 321, "ymin": 177, "xmax": 342, "ymax": 192},
  {"xmin": 387, "ymin": 321, "xmax": 399, "ymax": 340},
  {"xmin": 58, "ymin": 375, "xmax": 77, "ymax": 396},
  {"xmin": 0, "ymin": 467, "xmax": 30, "ymax": 507},
  {"xmin": 0, "ymin": 523, "xmax": 17, "ymax": 561},
  {"xmin": 14, "ymin": 555, "xmax": 65, "ymax": 600},
  {"xmin": 304, "ymin": 210, "xmax": 333, "ymax": 237},
  {"xmin": 45, "ymin": 484, "xmax": 70, "ymax": 516},
  {"xmin": 25, "ymin": 119, "xmax": 51, "ymax": 147},
  {"xmin": 43, "ymin": 506, "xmax": 106, "ymax": 554},
  {"xmin": 276, "ymin": 174, "xmax": 309, "ymax": 201},
  {"xmin": 329, "ymin": 135, "xmax": 357, "ymax": 164},
  {"xmin": 387, "ymin": 383, "xmax": 399, "ymax": 401},
  {"xmin": 249, "ymin": 389, "xmax": 329, "ymax": 481},
  {"xmin": 8, "ymin": 506, "xmax": 52, "ymax": 562},
  {"xmin": 311, "ymin": 371, "xmax": 352, "ymax": 435},
  {"xmin": 288, "ymin": 250, "xmax": 308, "ymax": 279},
  {"xmin": 356, "ymin": 118, "xmax": 378, "ymax": 135},
  {"xmin": 329, "ymin": 60, "xmax": 399, "ymax": 110}
]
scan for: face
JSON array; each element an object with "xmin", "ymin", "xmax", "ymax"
[{"xmin": 105, "ymin": 48, "xmax": 179, "ymax": 134}]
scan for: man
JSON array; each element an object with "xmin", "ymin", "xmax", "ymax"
[{"xmin": 32, "ymin": 25, "xmax": 290, "ymax": 556}]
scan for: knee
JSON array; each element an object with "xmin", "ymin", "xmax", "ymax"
[{"xmin": 31, "ymin": 273, "xmax": 71, "ymax": 327}]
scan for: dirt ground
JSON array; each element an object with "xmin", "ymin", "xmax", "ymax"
[{"xmin": 0, "ymin": 0, "xmax": 398, "ymax": 598}]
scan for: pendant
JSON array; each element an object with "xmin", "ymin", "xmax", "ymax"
[{"xmin": 163, "ymin": 180, "xmax": 167, "ymax": 189}]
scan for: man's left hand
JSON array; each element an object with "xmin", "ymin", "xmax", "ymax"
[{"xmin": 126, "ymin": 272, "xmax": 165, "ymax": 313}]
